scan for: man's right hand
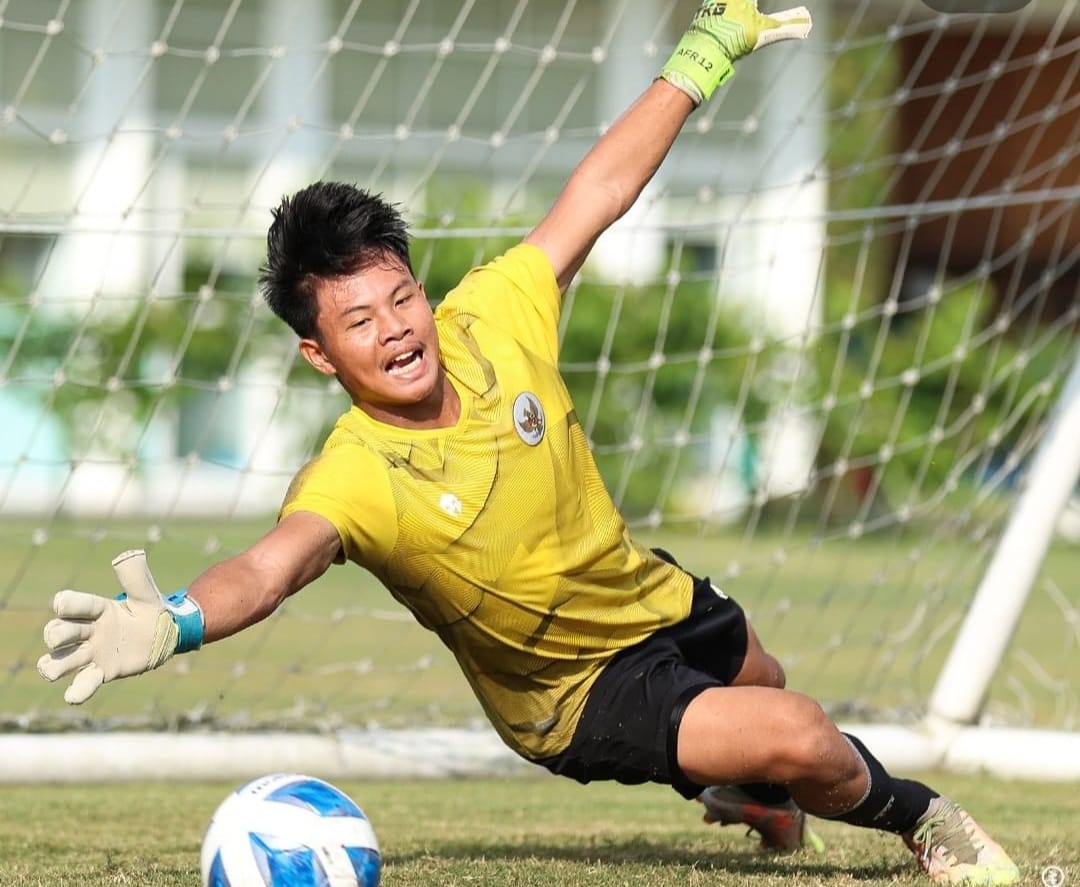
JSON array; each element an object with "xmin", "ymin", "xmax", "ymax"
[{"xmin": 37, "ymin": 549, "xmax": 182, "ymax": 704}]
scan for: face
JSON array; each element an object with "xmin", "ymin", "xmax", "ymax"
[{"xmin": 299, "ymin": 255, "xmax": 453, "ymax": 428}]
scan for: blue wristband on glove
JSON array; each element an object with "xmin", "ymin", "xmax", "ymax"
[{"xmin": 164, "ymin": 588, "xmax": 205, "ymax": 653}]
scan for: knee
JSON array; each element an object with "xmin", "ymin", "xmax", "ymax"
[
  {"xmin": 779, "ymin": 695, "xmax": 858, "ymax": 781},
  {"xmin": 789, "ymin": 696, "xmax": 837, "ymax": 755}
]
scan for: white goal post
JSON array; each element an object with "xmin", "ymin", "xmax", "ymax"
[{"xmin": 1, "ymin": 0, "xmax": 1077, "ymax": 783}]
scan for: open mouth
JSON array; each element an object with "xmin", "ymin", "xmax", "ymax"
[{"xmin": 386, "ymin": 348, "xmax": 424, "ymax": 376}]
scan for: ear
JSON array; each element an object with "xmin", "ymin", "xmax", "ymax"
[{"xmin": 298, "ymin": 338, "xmax": 337, "ymax": 377}]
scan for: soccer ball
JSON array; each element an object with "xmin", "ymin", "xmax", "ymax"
[{"xmin": 201, "ymin": 773, "xmax": 381, "ymax": 887}]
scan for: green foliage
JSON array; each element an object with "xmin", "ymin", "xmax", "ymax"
[
  {"xmin": 410, "ymin": 182, "xmax": 521, "ymax": 302},
  {"xmin": 811, "ymin": 278, "xmax": 1075, "ymax": 508},
  {"xmin": 560, "ymin": 271, "xmax": 768, "ymax": 519},
  {"xmin": 0, "ymin": 262, "xmax": 283, "ymax": 461}
]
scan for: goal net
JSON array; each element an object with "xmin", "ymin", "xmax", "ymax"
[{"xmin": 1, "ymin": 0, "xmax": 1077, "ymax": 782}]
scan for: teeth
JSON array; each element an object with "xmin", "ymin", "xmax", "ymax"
[{"xmin": 387, "ymin": 351, "xmax": 420, "ymax": 375}]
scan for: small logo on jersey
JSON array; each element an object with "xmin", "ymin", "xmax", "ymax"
[
  {"xmin": 710, "ymin": 582, "xmax": 729, "ymax": 600},
  {"xmin": 440, "ymin": 493, "xmax": 463, "ymax": 516},
  {"xmin": 513, "ymin": 392, "xmax": 545, "ymax": 446}
]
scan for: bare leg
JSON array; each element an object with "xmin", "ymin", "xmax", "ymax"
[
  {"xmin": 677, "ymin": 685, "xmax": 868, "ymax": 817},
  {"xmin": 683, "ymin": 617, "xmax": 1018, "ymax": 884},
  {"xmin": 730, "ymin": 622, "xmax": 786, "ymax": 689}
]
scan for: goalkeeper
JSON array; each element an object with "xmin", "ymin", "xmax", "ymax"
[{"xmin": 38, "ymin": 3, "xmax": 1017, "ymax": 884}]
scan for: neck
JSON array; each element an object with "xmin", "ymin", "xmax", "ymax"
[{"xmin": 355, "ymin": 370, "xmax": 461, "ymax": 430}]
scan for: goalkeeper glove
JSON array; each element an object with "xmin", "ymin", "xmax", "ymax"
[
  {"xmin": 37, "ymin": 549, "xmax": 204, "ymax": 704},
  {"xmin": 660, "ymin": 0, "xmax": 813, "ymax": 105}
]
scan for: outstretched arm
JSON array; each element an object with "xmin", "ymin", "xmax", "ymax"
[
  {"xmin": 525, "ymin": 0, "xmax": 812, "ymax": 292},
  {"xmin": 37, "ymin": 511, "xmax": 341, "ymax": 703},
  {"xmin": 524, "ymin": 81, "xmax": 694, "ymax": 293},
  {"xmin": 188, "ymin": 511, "xmax": 341, "ymax": 643}
]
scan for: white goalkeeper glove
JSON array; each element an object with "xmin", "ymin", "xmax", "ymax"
[
  {"xmin": 37, "ymin": 549, "xmax": 204, "ymax": 704},
  {"xmin": 659, "ymin": 0, "xmax": 813, "ymax": 105}
]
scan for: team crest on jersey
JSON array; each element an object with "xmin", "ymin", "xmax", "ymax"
[{"xmin": 513, "ymin": 392, "xmax": 545, "ymax": 446}]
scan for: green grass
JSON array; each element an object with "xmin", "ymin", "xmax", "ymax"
[
  {"xmin": 1, "ymin": 772, "xmax": 1077, "ymax": 886},
  {"xmin": 5, "ymin": 520, "xmax": 1078, "ymax": 730},
  {"xmin": 1, "ymin": 521, "xmax": 1078, "ymax": 884}
]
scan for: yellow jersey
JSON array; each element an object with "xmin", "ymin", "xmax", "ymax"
[{"xmin": 280, "ymin": 243, "xmax": 693, "ymax": 759}]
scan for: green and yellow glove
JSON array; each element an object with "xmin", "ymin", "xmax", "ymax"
[{"xmin": 660, "ymin": 0, "xmax": 813, "ymax": 105}]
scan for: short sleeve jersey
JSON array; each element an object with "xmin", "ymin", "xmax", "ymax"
[{"xmin": 280, "ymin": 243, "xmax": 693, "ymax": 760}]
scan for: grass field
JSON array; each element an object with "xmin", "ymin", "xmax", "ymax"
[
  {"xmin": 1, "ymin": 771, "xmax": 1078, "ymax": 886},
  {"xmin": 5, "ymin": 520, "xmax": 1078, "ymax": 729},
  {"xmin": 3, "ymin": 521, "xmax": 1077, "ymax": 885}
]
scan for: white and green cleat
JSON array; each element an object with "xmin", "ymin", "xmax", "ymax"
[{"xmin": 903, "ymin": 797, "xmax": 1021, "ymax": 885}]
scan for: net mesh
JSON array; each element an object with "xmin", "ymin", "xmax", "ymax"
[{"xmin": 1, "ymin": 0, "xmax": 1077, "ymax": 736}]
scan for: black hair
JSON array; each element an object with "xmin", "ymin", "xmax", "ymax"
[{"xmin": 259, "ymin": 181, "xmax": 412, "ymax": 339}]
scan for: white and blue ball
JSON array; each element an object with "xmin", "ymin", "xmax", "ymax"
[{"xmin": 200, "ymin": 773, "xmax": 381, "ymax": 887}]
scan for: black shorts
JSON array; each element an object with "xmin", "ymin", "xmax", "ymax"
[{"xmin": 536, "ymin": 551, "xmax": 748, "ymax": 800}]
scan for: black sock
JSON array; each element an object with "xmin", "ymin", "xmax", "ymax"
[
  {"xmin": 737, "ymin": 783, "xmax": 792, "ymax": 806},
  {"xmin": 825, "ymin": 733, "xmax": 938, "ymax": 834}
]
